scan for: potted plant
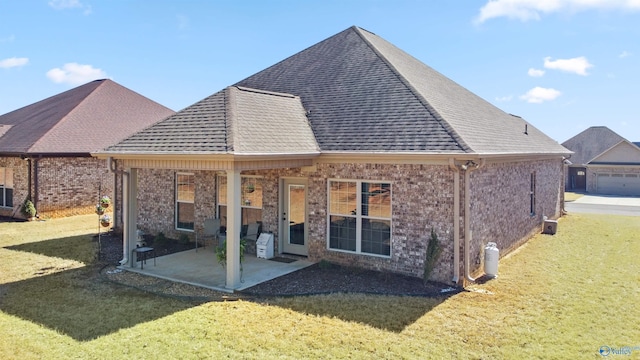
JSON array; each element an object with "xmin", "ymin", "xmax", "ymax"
[
  {"xmin": 215, "ymin": 238, "xmax": 247, "ymax": 269},
  {"xmin": 245, "ymin": 183, "xmax": 255, "ymax": 193},
  {"xmin": 100, "ymin": 195, "xmax": 111, "ymax": 208},
  {"xmin": 21, "ymin": 199, "xmax": 36, "ymax": 220},
  {"xmin": 100, "ymin": 214, "xmax": 112, "ymax": 227},
  {"xmin": 95, "ymin": 204, "xmax": 106, "ymax": 215}
]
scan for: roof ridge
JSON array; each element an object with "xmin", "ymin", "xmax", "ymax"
[
  {"xmin": 27, "ymin": 79, "xmax": 106, "ymax": 153},
  {"xmin": 352, "ymin": 27, "xmax": 472, "ymax": 153},
  {"xmin": 225, "ymin": 87, "xmax": 236, "ymax": 153},
  {"xmin": 234, "ymin": 86, "xmax": 297, "ymax": 99}
]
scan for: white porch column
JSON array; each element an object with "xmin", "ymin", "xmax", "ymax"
[
  {"xmin": 225, "ymin": 169, "xmax": 242, "ymax": 289},
  {"xmin": 126, "ymin": 168, "xmax": 139, "ymax": 268}
]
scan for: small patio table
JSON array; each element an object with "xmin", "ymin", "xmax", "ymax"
[{"xmin": 132, "ymin": 247, "xmax": 156, "ymax": 269}]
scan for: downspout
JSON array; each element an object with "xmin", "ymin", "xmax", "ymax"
[
  {"xmin": 107, "ymin": 156, "xmax": 129, "ymax": 266},
  {"xmin": 448, "ymin": 159, "xmax": 460, "ymax": 284},
  {"xmin": 26, "ymin": 158, "xmax": 32, "ymax": 200},
  {"xmin": 113, "ymin": 162, "xmax": 120, "ymax": 229},
  {"xmin": 463, "ymin": 159, "xmax": 485, "ymax": 283},
  {"xmin": 33, "ymin": 157, "xmax": 39, "ymax": 210}
]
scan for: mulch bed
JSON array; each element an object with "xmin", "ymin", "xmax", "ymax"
[{"xmin": 97, "ymin": 232, "xmax": 461, "ymax": 299}]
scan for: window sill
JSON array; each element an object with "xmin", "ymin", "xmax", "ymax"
[{"xmin": 327, "ymin": 247, "xmax": 391, "ymax": 259}]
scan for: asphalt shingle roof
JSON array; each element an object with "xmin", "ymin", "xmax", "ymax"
[
  {"xmin": 236, "ymin": 26, "xmax": 569, "ymax": 155},
  {"xmin": 103, "ymin": 26, "xmax": 569, "ymax": 157},
  {"xmin": 0, "ymin": 79, "xmax": 174, "ymax": 155},
  {"xmin": 104, "ymin": 86, "xmax": 319, "ymax": 155},
  {"xmin": 562, "ymin": 126, "xmax": 628, "ymax": 165}
]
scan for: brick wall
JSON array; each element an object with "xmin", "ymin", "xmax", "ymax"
[
  {"xmin": 131, "ymin": 158, "xmax": 563, "ymax": 284},
  {"xmin": 135, "ymin": 169, "xmax": 216, "ymax": 242},
  {"xmin": 469, "ymin": 159, "xmax": 563, "ymax": 277},
  {"xmin": 0, "ymin": 156, "xmax": 114, "ymax": 219},
  {"xmin": 35, "ymin": 157, "xmax": 114, "ymax": 218}
]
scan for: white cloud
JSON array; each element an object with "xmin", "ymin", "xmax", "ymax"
[
  {"xmin": 528, "ymin": 68, "xmax": 545, "ymax": 77},
  {"xmin": 49, "ymin": 0, "xmax": 92, "ymax": 15},
  {"xmin": 495, "ymin": 95, "xmax": 513, "ymax": 102},
  {"xmin": 543, "ymin": 56, "xmax": 593, "ymax": 75},
  {"xmin": 0, "ymin": 57, "xmax": 29, "ymax": 69},
  {"xmin": 46, "ymin": 63, "xmax": 107, "ymax": 85},
  {"xmin": 49, "ymin": 0, "xmax": 82, "ymax": 9},
  {"xmin": 619, "ymin": 50, "xmax": 631, "ymax": 58},
  {"xmin": 0, "ymin": 34, "xmax": 15, "ymax": 43},
  {"xmin": 177, "ymin": 14, "xmax": 189, "ymax": 30},
  {"xmin": 520, "ymin": 86, "xmax": 562, "ymax": 103},
  {"xmin": 475, "ymin": 0, "xmax": 640, "ymax": 24}
]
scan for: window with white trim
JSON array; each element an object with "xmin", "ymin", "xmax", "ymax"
[
  {"xmin": 176, "ymin": 173, "xmax": 195, "ymax": 231},
  {"xmin": 0, "ymin": 168, "xmax": 14, "ymax": 208},
  {"xmin": 328, "ymin": 180, "xmax": 391, "ymax": 256},
  {"xmin": 530, "ymin": 172, "xmax": 536, "ymax": 216},
  {"xmin": 217, "ymin": 175, "xmax": 263, "ymax": 234}
]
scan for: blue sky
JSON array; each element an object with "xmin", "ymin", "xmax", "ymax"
[{"xmin": 1, "ymin": 0, "xmax": 639, "ymax": 143}]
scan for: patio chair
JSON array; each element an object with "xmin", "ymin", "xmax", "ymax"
[
  {"xmin": 244, "ymin": 222, "xmax": 260, "ymax": 241},
  {"xmin": 196, "ymin": 218, "xmax": 221, "ymax": 252}
]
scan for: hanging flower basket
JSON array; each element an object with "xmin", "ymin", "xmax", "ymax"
[
  {"xmin": 95, "ymin": 204, "xmax": 105, "ymax": 216},
  {"xmin": 100, "ymin": 214, "xmax": 111, "ymax": 227},
  {"xmin": 100, "ymin": 195, "xmax": 111, "ymax": 208}
]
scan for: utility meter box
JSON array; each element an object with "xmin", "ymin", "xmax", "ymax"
[
  {"xmin": 256, "ymin": 233, "xmax": 274, "ymax": 259},
  {"xmin": 484, "ymin": 242, "xmax": 499, "ymax": 278}
]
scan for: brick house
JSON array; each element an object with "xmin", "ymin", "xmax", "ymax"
[
  {"xmin": 563, "ymin": 126, "xmax": 640, "ymax": 195},
  {"xmin": 0, "ymin": 79, "xmax": 174, "ymax": 220},
  {"xmin": 95, "ymin": 26, "xmax": 570, "ymax": 289}
]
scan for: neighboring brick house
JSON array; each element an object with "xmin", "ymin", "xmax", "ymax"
[
  {"xmin": 95, "ymin": 26, "xmax": 570, "ymax": 289},
  {"xmin": 0, "ymin": 79, "xmax": 174, "ymax": 220},
  {"xmin": 563, "ymin": 126, "xmax": 640, "ymax": 195}
]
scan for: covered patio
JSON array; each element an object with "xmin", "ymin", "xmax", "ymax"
[
  {"xmin": 94, "ymin": 86, "xmax": 321, "ymax": 290},
  {"xmin": 123, "ymin": 246, "xmax": 314, "ymax": 293}
]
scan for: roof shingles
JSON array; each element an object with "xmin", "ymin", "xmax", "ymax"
[
  {"xmin": 0, "ymin": 79, "xmax": 174, "ymax": 155},
  {"xmin": 103, "ymin": 26, "xmax": 569, "ymax": 157}
]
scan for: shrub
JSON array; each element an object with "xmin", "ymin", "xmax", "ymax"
[
  {"xmin": 423, "ymin": 228, "xmax": 443, "ymax": 283},
  {"xmin": 179, "ymin": 233, "xmax": 191, "ymax": 245},
  {"xmin": 154, "ymin": 232, "xmax": 169, "ymax": 247},
  {"xmin": 21, "ymin": 199, "xmax": 36, "ymax": 218}
]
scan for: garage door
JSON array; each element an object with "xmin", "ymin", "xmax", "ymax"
[{"xmin": 597, "ymin": 173, "xmax": 640, "ymax": 195}]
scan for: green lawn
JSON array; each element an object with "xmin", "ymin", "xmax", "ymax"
[{"xmin": 1, "ymin": 213, "xmax": 639, "ymax": 359}]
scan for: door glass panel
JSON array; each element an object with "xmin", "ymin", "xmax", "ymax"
[{"xmin": 288, "ymin": 184, "xmax": 305, "ymax": 245}]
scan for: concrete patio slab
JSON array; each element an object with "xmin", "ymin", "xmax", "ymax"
[{"xmin": 120, "ymin": 246, "xmax": 314, "ymax": 293}]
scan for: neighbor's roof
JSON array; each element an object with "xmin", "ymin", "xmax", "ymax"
[
  {"xmin": 0, "ymin": 79, "xmax": 174, "ymax": 155},
  {"xmin": 102, "ymin": 26, "xmax": 569, "ymax": 158},
  {"xmin": 562, "ymin": 126, "xmax": 629, "ymax": 165},
  {"xmin": 102, "ymin": 86, "xmax": 319, "ymax": 155}
]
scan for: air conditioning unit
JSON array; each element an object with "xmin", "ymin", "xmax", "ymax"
[{"xmin": 543, "ymin": 219, "xmax": 558, "ymax": 235}]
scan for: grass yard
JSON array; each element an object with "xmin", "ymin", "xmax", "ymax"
[
  {"xmin": 1, "ymin": 213, "xmax": 639, "ymax": 359},
  {"xmin": 564, "ymin": 192, "xmax": 584, "ymax": 202}
]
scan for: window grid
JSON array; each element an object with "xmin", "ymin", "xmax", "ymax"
[
  {"xmin": 0, "ymin": 168, "xmax": 14, "ymax": 208},
  {"xmin": 176, "ymin": 173, "xmax": 195, "ymax": 231},
  {"xmin": 530, "ymin": 172, "xmax": 536, "ymax": 216},
  {"xmin": 328, "ymin": 180, "xmax": 391, "ymax": 257},
  {"xmin": 217, "ymin": 175, "xmax": 263, "ymax": 231}
]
